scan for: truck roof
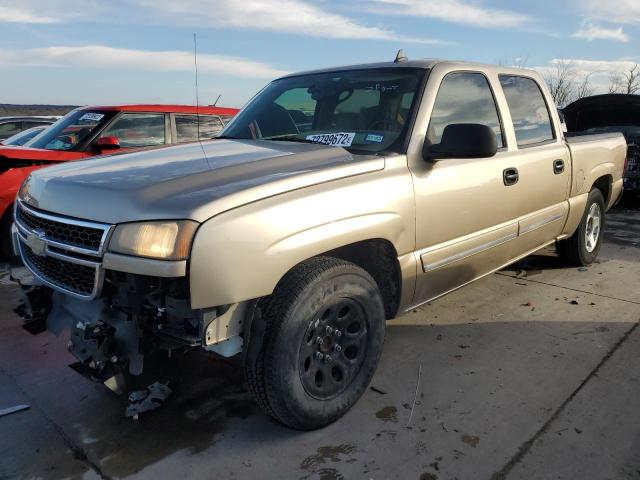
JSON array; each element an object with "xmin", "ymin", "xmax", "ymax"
[
  {"xmin": 77, "ymin": 104, "xmax": 239, "ymax": 115},
  {"xmin": 278, "ymin": 59, "xmax": 541, "ymax": 80}
]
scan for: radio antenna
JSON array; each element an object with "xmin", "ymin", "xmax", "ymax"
[
  {"xmin": 193, "ymin": 33, "xmax": 201, "ymax": 140},
  {"xmin": 213, "ymin": 94, "xmax": 221, "ymax": 106}
]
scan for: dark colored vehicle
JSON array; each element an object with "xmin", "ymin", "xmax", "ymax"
[
  {"xmin": 0, "ymin": 116, "xmax": 55, "ymax": 141},
  {"xmin": 0, "ymin": 104, "xmax": 239, "ymax": 256},
  {"xmin": 564, "ymin": 94, "xmax": 640, "ymax": 191},
  {"xmin": 0, "ymin": 126, "xmax": 49, "ymax": 146}
]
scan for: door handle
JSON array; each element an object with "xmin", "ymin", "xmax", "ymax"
[
  {"xmin": 553, "ymin": 159, "xmax": 565, "ymax": 174},
  {"xmin": 503, "ymin": 167, "xmax": 519, "ymax": 186}
]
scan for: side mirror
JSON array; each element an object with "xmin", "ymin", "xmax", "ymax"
[
  {"xmin": 93, "ymin": 136, "xmax": 121, "ymax": 151},
  {"xmin": 424, "ymin": 123, "xmax": 497, "ymax": 161}
]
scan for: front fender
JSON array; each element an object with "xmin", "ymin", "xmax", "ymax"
[{"xmin": 189, "ymin": 165, "xmax": 415, "ymax": 308}]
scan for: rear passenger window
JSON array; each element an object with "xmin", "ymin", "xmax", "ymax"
[
  {"xmin": 499, "ymin": 76, "xmax": 555, "ymax": 147},
  {"xmin": 428, "ymin": 72, "xmax": 504, "ymax": 148},
  {"xmin": 175, "ymin": 115, "xmax": 224, "ymax": 143}
]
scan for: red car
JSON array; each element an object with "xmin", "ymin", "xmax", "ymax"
[{"xmin": 0, "ymin": 104, "xmax": 238, "ymax": 255}]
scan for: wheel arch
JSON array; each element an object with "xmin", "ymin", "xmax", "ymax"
[
  {"xmin": 312, "ymin": 239, "xmax": 401, "ymax": 320},
  {"xmin": 591, "ymin": 174, "xmax": 613, "ymax": 206}
]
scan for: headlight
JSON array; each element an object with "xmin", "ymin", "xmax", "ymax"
[{"xmin": 108, "ymin": 220, "xmax": 199, "ymax": 260}]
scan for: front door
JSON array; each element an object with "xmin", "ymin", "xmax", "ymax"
[{"xmin": 410, "ymin": 70, "xmax": 520, "ymax": 305}]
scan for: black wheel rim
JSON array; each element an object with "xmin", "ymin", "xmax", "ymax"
[{"xmin": 298, "ymin": 297, "xmax": 369, "ymax": 400}]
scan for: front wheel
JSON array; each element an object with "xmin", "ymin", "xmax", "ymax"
[
  {"xmin": 244, "ymin": 257, "xmax": 385, "ymax": 430},
  {"xmin": 556, "ymin": 188, "xmax": 605, "ymax": 266}
]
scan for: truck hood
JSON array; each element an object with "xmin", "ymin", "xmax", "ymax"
[{"xmin": 20, "ymin": 139, "xmax": 384, "ymax": 224}]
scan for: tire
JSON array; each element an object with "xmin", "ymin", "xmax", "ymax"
[
  {"xmin": 244, "ymin": 256, "xmax": 385, "ymax": 430},
  {"xmin": 556, "ymin": 188, "xmax": 605, "ymax": 266}
]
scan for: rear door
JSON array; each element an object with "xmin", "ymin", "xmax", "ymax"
[
  {"xmin": 498, "ymin": 75, "xmax": 571, "ymax": 255},
  {"xmin": 410, "ymin": 69, "xmax": 520, "ymax": 305}
]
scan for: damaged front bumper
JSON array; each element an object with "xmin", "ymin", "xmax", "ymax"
[
  {"xmin": 20, "ymin": 272, "xmax": 240, "ymax": 387},
  {"xmin": 13, "ymin": 200, "xmax": 245, "ymax": 389}
]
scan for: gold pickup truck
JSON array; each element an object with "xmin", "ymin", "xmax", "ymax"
[{"xmin": 14, "ymin": 57, "xmax": 626, "ymax": 429}]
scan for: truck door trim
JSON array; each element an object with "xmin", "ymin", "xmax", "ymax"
[
  {"xmin": 518, "ymin": 212, "xmax": 565, "ymax": 236},
  {"xmin": 419, "ymin": 220, "xmax": 518, "ymax": 272}
]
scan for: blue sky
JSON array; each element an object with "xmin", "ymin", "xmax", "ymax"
[{"xmin": 1, "ymin": 0, "xmax": 639, "ymax": 108}]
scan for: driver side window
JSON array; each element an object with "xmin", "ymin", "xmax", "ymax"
[
  {"xmin": 428, "ymin": 72, "xmax": 504, "ymax": 148},
  {"xmin": 99, "ymin": 113, "xmax": 166, "ymax": 148}
]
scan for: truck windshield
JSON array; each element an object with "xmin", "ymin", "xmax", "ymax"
[
  {"xmin": 28, "ymin": 110, "xmax": 114, "ymax": 151},
  {"xmin": 222, "ymin": 68, "xmax": 426, "ymax": 153}
]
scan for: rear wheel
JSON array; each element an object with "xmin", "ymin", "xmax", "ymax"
[
  {"xmin": 556, "ymin": 188, "xmax": 605, "ymax": 266},
  {"xmin": 244, "ymin": 257, "xmax": 385, "ymax": 430}
]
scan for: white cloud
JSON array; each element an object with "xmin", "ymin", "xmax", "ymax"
[
  {"xmin": 0, "ymin": 0, "xmax": 110, "ymax": 23},
  {"xmin": 0, "ymin": 45, "xmax": 289, "ymax": 78},
  {"xmin": 572, "ymin": 22, "xmax": 629, "ymax": 42},
  {"xmin": 366, "ymin": 0, "xmax": 529, "ymax": 28},
  {"xmin": 581, "ymin": 0, "xmax": 640, "ymax": 24},
  {"xmin": 0, "ymin": 5, "xmax": 58, "ymax": 23},
  {"xmin": 133, "ymin": 0, "xmax": 440, "ymax": 43}
]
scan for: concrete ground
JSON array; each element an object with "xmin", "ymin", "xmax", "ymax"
[{"xmin": 1, "ymin": 204, "xmax": 639, "ymax": 480}]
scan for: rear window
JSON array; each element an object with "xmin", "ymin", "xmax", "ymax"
[{"xmin": 499, "ymin": 75, "xmax": 555, "ymax": 147}]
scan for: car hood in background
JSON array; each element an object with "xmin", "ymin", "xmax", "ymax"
[
  {"xmin": 0, "ymin": 146, "xmax": 87, "ymax": 163},
  {"xmin": 19, "ymin": 139, "xmax": 383, "ymax": 224}
]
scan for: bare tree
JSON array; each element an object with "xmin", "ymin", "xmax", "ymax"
[
  {"xmin": 544, "ymin": 60, "xmax": 578, "ymax": 107},
  {"xmin": 575, "ymin": 72, "xmax": 595, "ymax": 99},
  {"xmin": 608, "ymin": 64, "xmax": 640, "ymax": 94},
  {"xmin": 544, "ymin": 60, "xmax": 596, "ymax": 106},
  {"xmin": 608, "ymin": 72, "xmax": 624, "ymax": 93}
]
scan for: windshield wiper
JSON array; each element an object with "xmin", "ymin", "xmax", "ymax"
[{"xmin": 263, "ymin": 134, "xmax": 317, "ymax": 144}]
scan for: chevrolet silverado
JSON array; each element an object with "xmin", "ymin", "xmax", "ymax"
[{"xmin": 14, "ymin": 57, "xmax": 626, "ymax": 429}]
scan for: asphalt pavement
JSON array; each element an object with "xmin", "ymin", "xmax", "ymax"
[{"xmin": 0, "ymin": 203, "xmax": 638, "ymax": 480}]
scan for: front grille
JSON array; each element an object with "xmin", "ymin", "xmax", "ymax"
[
  {"xmin": 16, "ymin": 204, "xmax": 105, "ymax": 252},
  {"xmin": 21, "ymin": 243, "xmax": 97, "ymax": 297}
]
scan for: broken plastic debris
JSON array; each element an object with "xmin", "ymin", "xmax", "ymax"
[{"xmin": 125, "ymin": 382, "xmax": 172, "ymax": 419}]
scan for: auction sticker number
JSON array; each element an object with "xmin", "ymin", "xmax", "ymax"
[
  {"xmin": 305, "ymin": 132, "xmax": 355, "ymax": 147},
  {"xmin": 79, "ymin": 112, "xmax": 105, "ymax": 122}
]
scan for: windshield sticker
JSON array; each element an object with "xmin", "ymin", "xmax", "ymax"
[
  {"xmin": 364, "ymin": 133, "xmax": 384, "ymax": 144},
  {"xmin": 305, "ymin": 132, "xmax": 355, "ymax": 147},
  {"xmin": 79, "ymin": 112, "xmax": 104, "ymax": 122}
]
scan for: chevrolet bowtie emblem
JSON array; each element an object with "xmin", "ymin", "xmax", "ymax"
[{"xmin": 27, "ymin": 229, "xmax": 47, "ymax": 256}]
